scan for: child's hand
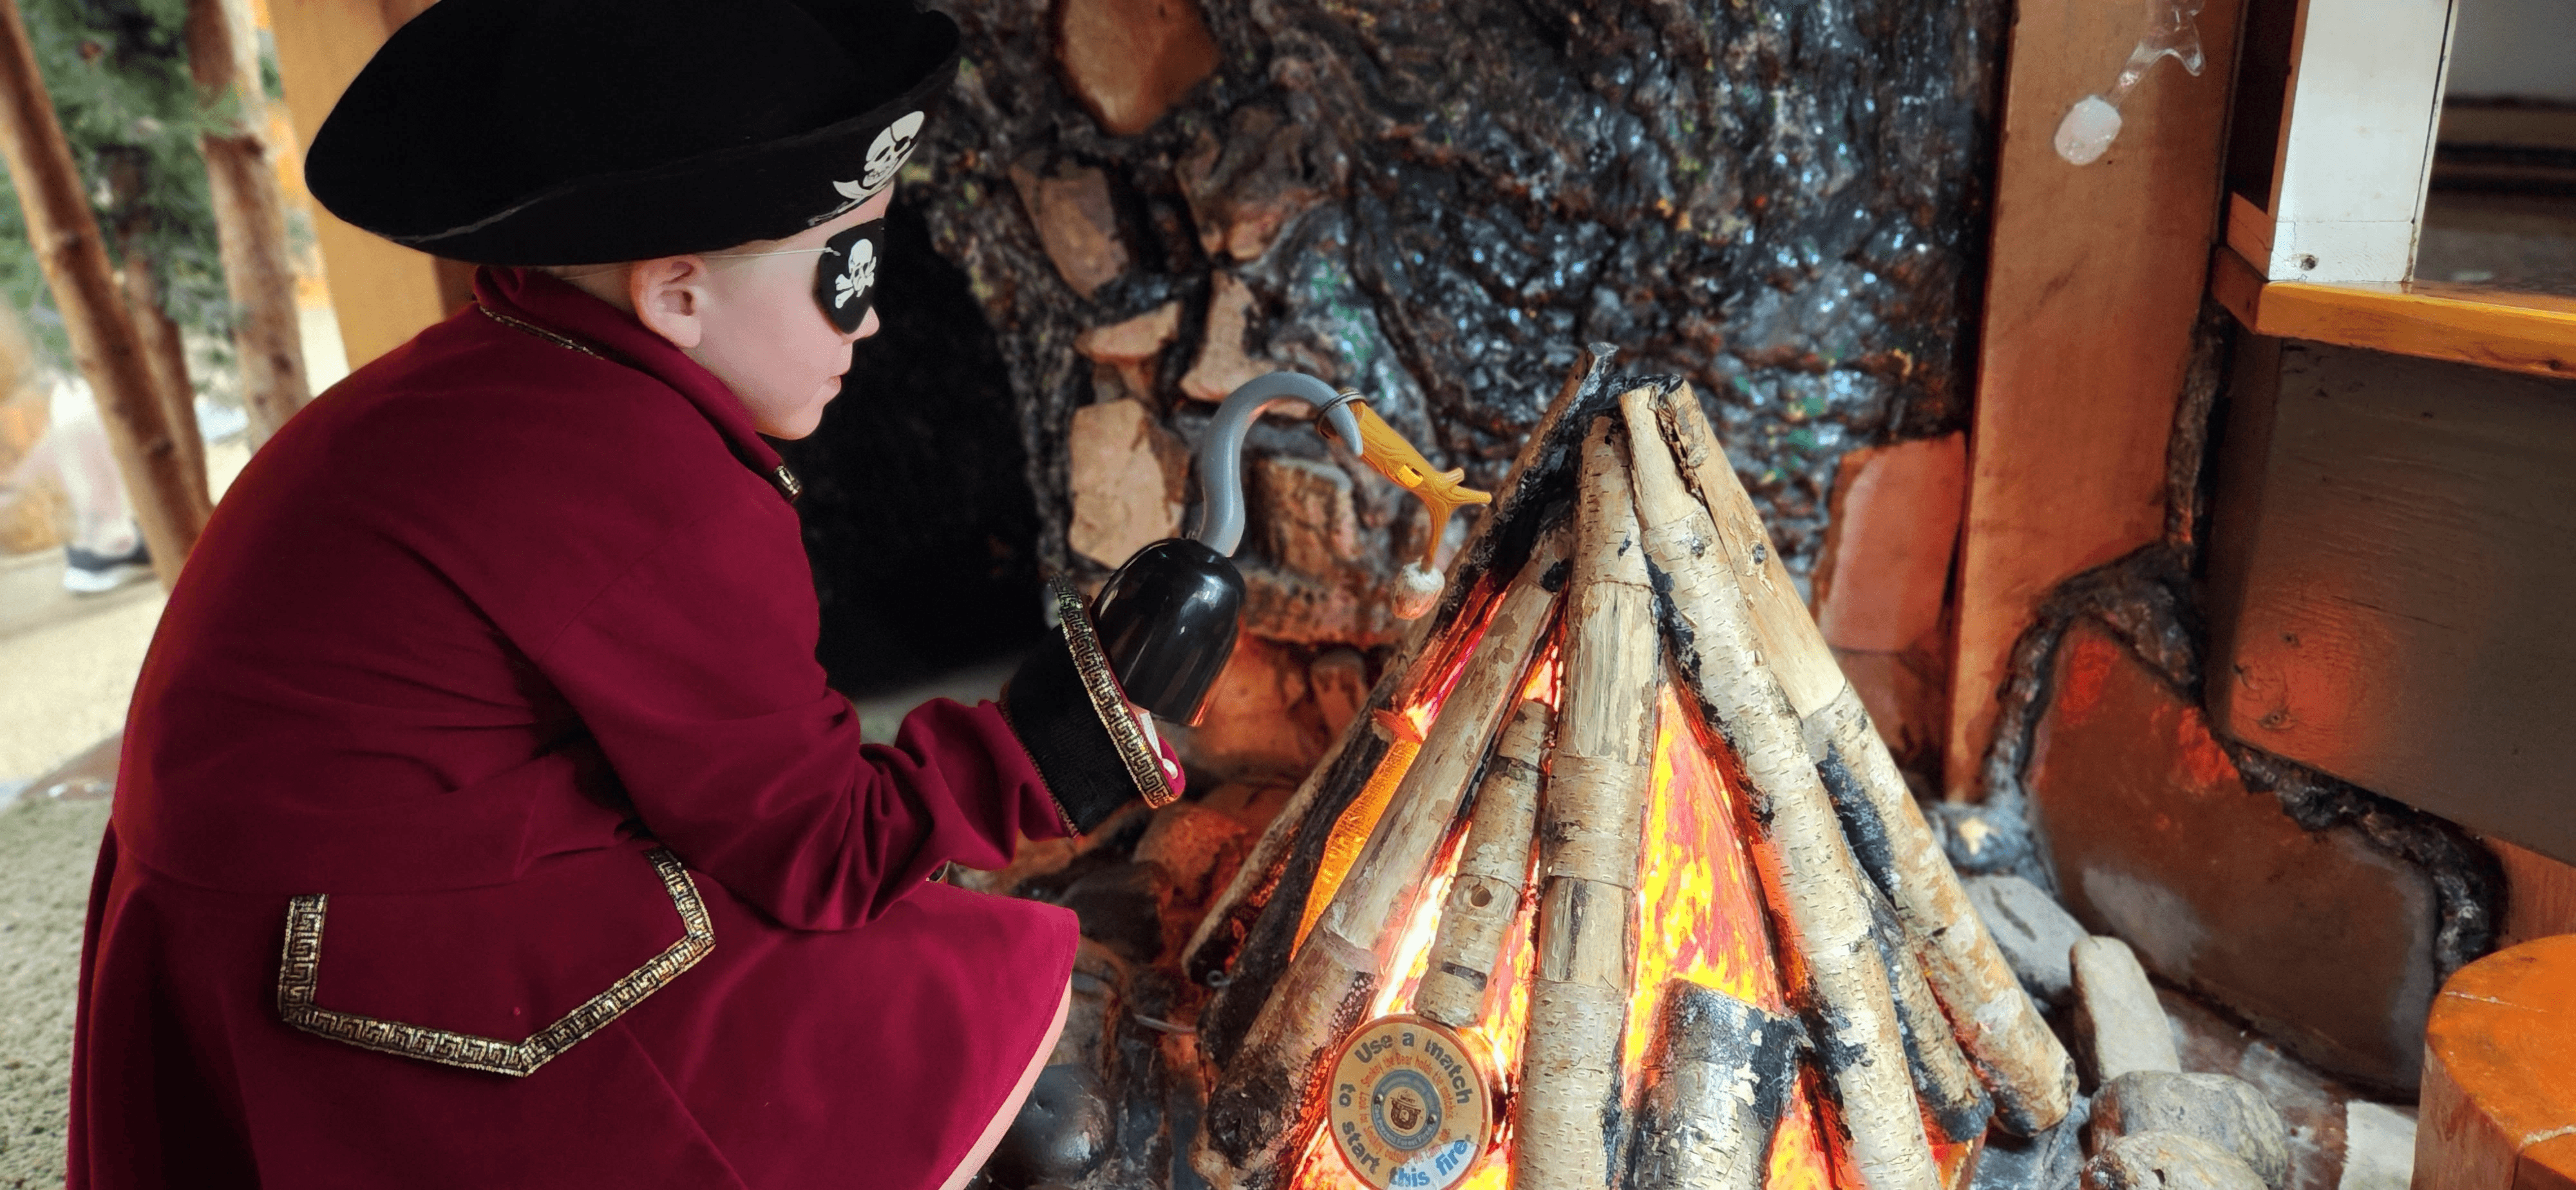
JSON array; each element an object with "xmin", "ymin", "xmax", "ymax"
[{"xmin": 1130, "ymin": 706, "xmax": 1186, "ymax": 800}]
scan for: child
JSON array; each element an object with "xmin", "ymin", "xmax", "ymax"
[{"xmin": 66, "ymin": 2, "xmax": 1171, "ymax": 1187}]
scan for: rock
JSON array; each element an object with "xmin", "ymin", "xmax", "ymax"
[
  {"xmin": 1133, "ymin": 802, "xmax": 1253, "ymax": 911},
  {"xmin": 1009, "ymin": 159, "xmax": 1129, "ymax": 298},
  {"xmin": 2029, "ymin": 619, "xmax": 2447, "ymax": 1088},
  {"xmin": 1812, "ymin": 432, "xmax": 1967, "ymax": 654},
  {"xmin": 1180, "ymin": 272, "xmax": 1278, "ymax": 404},
  {"xmin": 1052, "ymin": 0, "xmax": 1218, "ymax": 136},
  {"xmin": 2335, "ymin": 1102, "xmax": 2414, "ymax": 1190},
  {"xmin": 2074, "ymin": 935, "xmax": 2183, "ymax": 1082},
  {"xmin": 1307, "ymin": 649, "xmax": 1370, "ymax": 738},
  {"xmin": 1052, "ymin": 940, "xmax": 1127, "ymax": 1070},
  {"xmin": 1965, "ymin": 873, "xmax": 2090, "ymax": 1008},
  {"xmin": 1075, "ymin": 302, "xmax": 1182, "ymax": 401},
  {"xmin": 985, "ymin": 1063, "xmax": 1115, "ymax": 1187},
  {"xmin": 1173, "ymin": 634, "xmax": 1331, "ymax": 781},
  {"xmin": 1066, "ymin": 398, "xmax": 1190, "ymax": 567},
  {"xmin": 2090, "ymin": 1072, "xmax": 2291, "ymax": 1189},
  {"xmin": 1241, "ymin": 563, "xmax": 1396, "ymax": 647},
  {"xmin": 1198, "ymin": 782, "xmax": 1297, "ymax": 834},
  {"xmin": 1251, "ymin": 455, "xmax": 1361, "ymax": 580},
  {"xmin": 2083, "ymin": 1132, "xmax": 2269, "ymax": 1190},
  {"xmin": 1059, "ymin": 861, "xmax": 1175, "ymax": 963},
  {"xmin": 1179, "ymin": 106, "xmax": 1333, "ymax": 262},
  {"xmin": 1971, "ymin": 1092, "xmax": 2091, "ymax": 1190}
]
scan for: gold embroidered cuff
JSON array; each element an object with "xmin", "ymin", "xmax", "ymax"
[{"xmin": 1046, "ymin": 577, "xmax": 1176, "ymax": 810}]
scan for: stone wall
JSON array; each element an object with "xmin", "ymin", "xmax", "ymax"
[{"xmin": 895, "ymin": 0, "xmax": 2009, "ymax": 777}]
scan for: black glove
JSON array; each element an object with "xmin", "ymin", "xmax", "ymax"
[{"xmin": 999, "ymin": 578, "xmax": 1176, "ymax": 833}]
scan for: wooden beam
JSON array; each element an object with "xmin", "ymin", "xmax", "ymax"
[
  {"xmin": 2211, "ymin": 246, "xmax": 2576, "ymax": 379},
  {"xmin": 265, "ymin": 0, "xmax": 466, "ymax": 371},
  {"xmin": 1944, "ymin": 0, "xmax": 2247, "ymax": 799}
]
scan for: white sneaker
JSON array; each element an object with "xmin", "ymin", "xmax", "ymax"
[{"xmin": 62, "ymin": 542, "xmax": 153, "ymax": 594}]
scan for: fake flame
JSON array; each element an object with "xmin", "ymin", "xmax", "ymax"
[{"xmin": 1283, "ymin": 647, "xmax": 1969, "ymax": 1190}]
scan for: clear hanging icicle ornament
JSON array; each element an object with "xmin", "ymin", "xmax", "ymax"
[{"xmin": 2054, "ymin": 0, "xmax": 2208, "ymax": 165}]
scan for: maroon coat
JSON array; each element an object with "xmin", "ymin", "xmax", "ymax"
[{"xmin": 71, "ymin": 269, "xmax": 1082, "ymax": 1189}]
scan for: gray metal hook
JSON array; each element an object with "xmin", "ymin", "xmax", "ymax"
[{"xmin": 1191, "ymin": 372, "xmax": 1365, "ymax": 557}]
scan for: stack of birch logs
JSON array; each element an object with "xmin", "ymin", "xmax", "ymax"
[{"xmin": 1184, "ymin": 352, "xmax": 2076, "ymax": 1190}]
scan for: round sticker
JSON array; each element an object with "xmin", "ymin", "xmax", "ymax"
[{"xmin": 1325, "ymin": 1014, "xmax": 1493, "ymax": 1190}]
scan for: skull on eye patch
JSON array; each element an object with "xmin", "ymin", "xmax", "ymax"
[{"xmin": 814, "ymin": 219, "xmax": 887, "ymax": 334}]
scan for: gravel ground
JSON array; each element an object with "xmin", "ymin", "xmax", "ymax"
[{"xmin": 0, "ymin": 795, "xmax": 110, "ymax": 1189}]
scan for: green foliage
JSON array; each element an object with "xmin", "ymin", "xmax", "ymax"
[{"xmin": 0, "ymin": 0, "xmax": 234, "ymax": 374}]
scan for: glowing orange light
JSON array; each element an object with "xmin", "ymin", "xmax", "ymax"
[
  {"xmin": 1623, "ymin": 685, "xmax": 1789, "ymax": 1077},
  {"xmin": 1768, "ymin": 1068, "xmax": 1840, "ymax": 1190}
]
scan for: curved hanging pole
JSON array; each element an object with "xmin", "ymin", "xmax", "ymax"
[{"xmin": 1191, "ymin": 372, "xmax": 1362, "ymax": 557}]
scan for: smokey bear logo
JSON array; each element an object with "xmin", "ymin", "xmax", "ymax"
[
  {"xmin": 1386, "ymin": 1088, "xmax": 1425, "ymax": 1133},
  {"xmin": 833, "ymin": 111, "xmax": 926, "ymax": 203}
]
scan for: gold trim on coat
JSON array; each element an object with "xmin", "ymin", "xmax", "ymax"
[{"xmin": 275, "ymin": 849, "xmax": 715, "ymax": 1077}]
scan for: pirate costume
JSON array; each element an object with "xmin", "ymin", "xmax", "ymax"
[{"xmin": 66, "ymin": 3, "xmax": 1166, "ymax": 1186}]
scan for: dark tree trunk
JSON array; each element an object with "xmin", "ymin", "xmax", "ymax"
[{"xmin": 911, "ymin": 0, "xmax": 2007, "ymax": 629}]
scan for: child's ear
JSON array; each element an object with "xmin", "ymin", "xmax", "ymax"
[{"xmin": 629, "ymin": 256, "xmax": 707, "ymax": 350}]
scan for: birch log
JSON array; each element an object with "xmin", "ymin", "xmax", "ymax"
[
  {"xmin": 1192, "ymin": 523, "xmax": 1571, "ymax": 1190},
  {"xmin": 1617, "ymin": 386, "xmax": 1939, "ymax": 1190},
  {"xmin": 1624, "ymin": 981, "xmax": 1806, "ymax": 1190},
  {"xmin": 1513, "ymin": 417, "xmax": 1660, "ymax": 1190},
  {"xmin": 0, "ymin": 0, "xmax": 204, "ymax": 585},
  {"xmin": 1649, "ymin": 382, "xmax": 2074, "ymax": 1135},
  {"xmin": 1414, "ymin": 698, "xmax": 1550, "ymax": 1028},
  {"xmin": 1862, "ymin": 873, "xmax": 1993, "ymax": 1142},
  {"xmin": 188, "ymin": 0, "xmax": 312, "ymax": 445}
]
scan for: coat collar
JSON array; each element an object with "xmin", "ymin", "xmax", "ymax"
[{"xmin": 471, "ymin": 267, "xmax": 802, "ymax": 502}]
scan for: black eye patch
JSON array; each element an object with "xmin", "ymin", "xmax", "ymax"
[{"xmin": 814, "ymin": 219, "xmax": 887, "ymax": 333}]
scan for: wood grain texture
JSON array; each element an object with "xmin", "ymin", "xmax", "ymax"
[
  {"xmin": 266, "ymin": 0, "xmax": 459, "ymax": 369},
  {"xmin": 2414, "ymin": 936, "xmax": 2576, "ymax": 1190},
  {"xmin": 2210, "ymin": 247, "xmax": 2576, "ymax": 379},
  {"xmin": 2203, "ymin": 340, "xmax": 2576, "ymax": 864},
  {"xmin": 1945, "ymin": 0, "xmax": 2246, "ymax": 799}
]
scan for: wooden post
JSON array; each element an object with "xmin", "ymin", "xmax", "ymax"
[
  {"xmin": 1191, "ymin": 524, "xmax": 1571, "ymax": 1190},
  {"xmin": 1618, "ymin": 385, "xmax": 1938, "ymax": 1190},
  {"xmin": 1513, "ymin": 416, "xmax": 1660, "ymax": 1190},
  {"xmin": 1650, "ymin": 383, "xmax": 2076, "ymax": 1137},
  {"xmin": 189, "ymin": 0, "xmax": 312, "ymax": 444},
  {"xmin": 1412, "ymin": 697, "xmax": 1549, "ymax": 1030},
  {"xmin": 0, "ymin": 0, "xmax": 204, "ymax": 583},
  {"xmin": 101, "ymin": 151, "xmax": 211, "ymax": 508}
]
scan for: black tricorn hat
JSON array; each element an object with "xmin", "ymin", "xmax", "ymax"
[{"xmin": 306, "ymin": 0, "xmax": 958, "ymax": 265}]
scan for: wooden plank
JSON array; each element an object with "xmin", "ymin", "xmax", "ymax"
[
  {"xmin": 266, "ymin": 0, "xmax": 461, "ymax": 371},
  {"xmin": 2214, "ymin": 245, "xmax": 2576, "ymax": 379},
  {"xmin": 1944, "ymin": 0, "xmax": 2246, "ymax": 800},
  {"xmin": 2202, "ymin": 339, "xmax": 2576, "ymax": 864}
]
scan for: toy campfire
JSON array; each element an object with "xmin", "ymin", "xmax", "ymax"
[{"xmin": 1176, "ymin": 350, "xmax": 2078, "ymax": 1190}]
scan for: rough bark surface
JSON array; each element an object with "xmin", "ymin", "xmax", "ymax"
[
  {"xmin": 1412, "ymin": 697, "xmax": 1550, "ymax": 1028},
  {"xmin": 1617, "ymin": 382, "xmax": 1937, "ymax": 1190},
  {"xmin": 1513, "ymin": 417, "xmax": 1658, "ymax": 1190},
  {"xmin": 1654, "ymin": 379, "xmax": 2074, "ymax": 1135},
  {"xmin": 913, "ymin": 0, "xmax": 2008, "ymax": 612},
  {"xmin": 1191, "ymin": 524, "xmax": 1568, "ymax": 1190}
]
